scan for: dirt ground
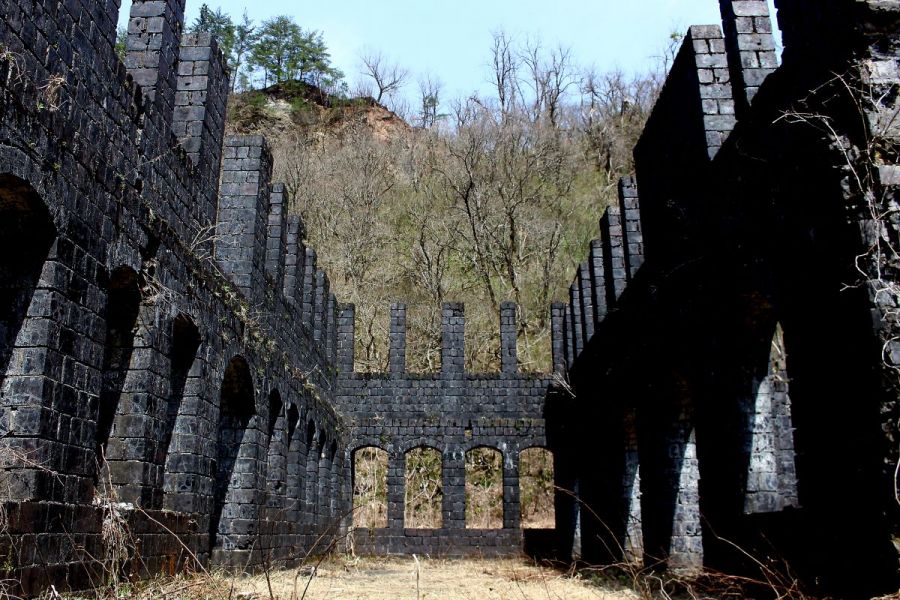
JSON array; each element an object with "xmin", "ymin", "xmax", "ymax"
[{"xmin": 233, "ymin": 557, "xmax": 638, "ymax": 600}]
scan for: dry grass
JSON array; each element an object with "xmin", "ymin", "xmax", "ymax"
[{"xmin": 227, "ymin": 556, "xmax": 638, "ymax": 600}]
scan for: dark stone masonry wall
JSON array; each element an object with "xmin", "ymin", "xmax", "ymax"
[
  {"xmin": 335, "ymin": 303, "xmax": 555, "ymax": 557},
  {"xmin": 0, "ymin": 0, "xmax": 346, "ymax": 595},
  {"xmin": 0, "ymin": 0, "xmax": 899, "ymax": 598},
  {"xmin": 555, "ymin": 1, "xmax": 900, "ymax": 598}
]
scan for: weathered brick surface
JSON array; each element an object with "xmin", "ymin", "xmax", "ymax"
[
  {"xmin": 556, "ymin": 1, "xmax": 900, "ymax": 596},
  {"xmin": 335, "ymin": 303, "xmax": 553, "ymax": 556},
  {"xmin": 1, "ymin": 1, "xmax": 899, "ymax": 597},
  {"xmin": 0, "ymin": 2, "xmax": 343, "ymax": 594}
]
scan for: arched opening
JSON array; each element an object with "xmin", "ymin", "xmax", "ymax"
[
  {"xmin": 96, "ymin": 266, "xmax": 141, "ymax": 468},
  {"xmin": 0, "ymin": 174, "xmax": 57, "ymax": 389},
  {"xmin": 158, "ymin": 314, "xmax": 201, "ymax": 472},
  {"xmin": 520, "ymin": 447, "xmax": 555, "ymax": 529},
  {"xmin": 210, "ymin": 356, "xmax": 255, "ymax": 550},
  {"xmin": 353, "ymin": 447, "xmax": 388, "ymax": 528},
  {"xmin": 465, "ymin": 446, "xmax": 503, "ymax": 529},
  {"xmin": 405, "ymin": 446, "xmax": 443, "ymax": 529}
]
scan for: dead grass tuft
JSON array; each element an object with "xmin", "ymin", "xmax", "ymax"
[{"xmin": 222, "ymin": 556, "xmax": 637, "ymax": 600}]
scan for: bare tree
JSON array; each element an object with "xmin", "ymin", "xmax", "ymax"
[
  {"xmin": 580, "ymin": 67, "xmax": 658, "ymax": 179},
  {"xmin": 418, "ymin": 75, "xmax": 443, "ymax": 129},
  {"xmin": 520, "ymin": 39, "xmax": 578, "ymax": 128},
  {"xmin": 490, "ymin": 30, "xmax": 520, "ymax": 117},
  {"xmin": 360, "ymin": 50, "xmax": 409, "ymax": 107},
  {"xmin": 243, "ymin": 31, "xmax": 666, "ymax": 373}
]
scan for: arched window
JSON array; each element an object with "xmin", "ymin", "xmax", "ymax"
[
  {"xmin": 0, "ymin": 174, "xmax": 56, "ymax": 389},
  {"xmin": 352, "ymin": 447, "xmax": 388, "ymax": 528},
  {"xmin": 465, "ymin": 447, "xmax": 503, "ymax": 529},
  {"xmin": 210, "ymin": 356, "xmax": 255, "ymax": 550},
  {"xmin": 405, "ymin": 446, "xmax": 443, "ymax": 528},
  {"xmin": 520, "ymin": 447, "xmax": 555, "ymax": 529}
]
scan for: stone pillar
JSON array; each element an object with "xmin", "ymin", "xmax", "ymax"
[
  {"xmin": 623, "ymin": 410, "xmax": 644, "ymax": 562},
  {"xmin": 326, "ymin": 294, "xmax": 338, "ymax": 365},
  {"xmin": 618, "ymin": 177, "xmax": 645, "ymax": 282},
  {"xmin": 105, "ymin": 309, "xmax": 168, "ymax": 508},
  {"xmin": 503, "ymin": 452, "xmax": 521, "ymax": 529},
  {"xmin": 578, "ymin": 263, "xmax": 594, "ymax": 344},
  {"xmin": 265, "ymin": 183, "xmax": 288, "ymax": 290},
  {"xmin": 265, "ymin": 413, "xmax": 289, "ymax": 512},
  {"xmin": 500, "ymin": 302, "xmax": 518, "ymax": 374},
  {"xmin": 550, "ymin": 302, "xmax": 567, "ymax": 376},
  {"xmin": 214, "ymin": 414, "xmax": 266, "ymax": 561},
  {"xmin": 313, "ymin": 270, "xmax": 329, "ymax": 343},
  {"xmin": 215, "ymin": 136, "xmax": 272, "ymax": 304},
  {"xmin": 639, "ymin": 404, "xmax": 703, "ymax": 572},
  {"xmin": 282, "ymin": 215, "xmax": 307, "ymax": 306},
  {"xmin": 569, "ymin": 282, "xmax": 584, "ymax": 358},
  {"xmin": 589, "ymin": 239, "xmax": 609, "ymax": 324},
  {"xmin": 601, "ymin": 204, "xmax": 627, "ymax": 305},
  {"xmin": 303, "ymin": 433, "xmax": 320, "ymax": 527},
  {"xmin": 336, "ymin": 304, "xmax": 356, "ymax": 374},
  {"xmin": 389, "ymin": 303, "xmax": 407, "ymax": 375},
  {"xmin": 563, "ymin": 303, "xmax": 575, "ymax": 370},
  {"xmin": 443, "ymin": 448, "xmax": 466, "ymax": 530},
  {"xmin": 718, "ymin": 0, "xmax": 778, "ymax": 115},
  {"xmin": 388, "ymin": 451, "xmax": 406, "ymax": 529},
  {"xmin": 688, "ymin": 25, "xmax": 737, "ymax": 159},
  {"xmin": 329, "ymin": 450, "xmax": 340, "ymax": 519},
  {"xmin": 174, "ymin": 32, "xmax": 228, "ymax": 229},
  {"xmin": 317, "ymin": 440, "xmax": 331, "ymax": 527},
  {"xmin": 441, "ymin": 303, "xmax": 465, "ymax": 377},
  {"xmin": 301, "ymin": 248, "xmax": 318, "ymax": 331},
  {"xmin": 285, "ymin": 418, "xmax": 307, "ymax": 523},
  {"xmin": 125, "ymin": 0, "xmax": 186, "ymax": 121}
]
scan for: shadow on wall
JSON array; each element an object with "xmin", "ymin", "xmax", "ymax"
[
  {"xmin": 0, "ymin": 175, "xmax": 57, "ymax": 393},
  {"xmin": 210, "ymin": 355, "xmax": 256, "ymax": 551}
]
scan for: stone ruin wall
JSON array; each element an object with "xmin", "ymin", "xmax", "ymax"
[
  {"xmin": 0, "ymin": 0, "xmax": 557, "ymax": 595},
  {"xmin": 0, "ymin": 0, "xmax": 899, "ymax": 598},
  {"xmin": 335, "ymin": 302, "xmax": 554, "ymax": 557},
  {"xmin": 553, "ymin": 1, "xmax": 900, "ymax": 597},
  {"xmin": 0, "ymin": 0, "xmax": 347, "ymax": 593}
]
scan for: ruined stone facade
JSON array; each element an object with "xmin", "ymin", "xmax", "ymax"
[
  {"xmin": 0, "ymin": 0, "xmax": 898, "ymax": 598},
  {"xmin": 336, "ymin": 302, "xmax": 553, "ymax": 556},
  {"xmin": 556, "ymin": 1, "xmax": 900, "ymax": 597},
  {"xmin": 0, "ymin": 0, "xmax": 346, "ymax": 593}
]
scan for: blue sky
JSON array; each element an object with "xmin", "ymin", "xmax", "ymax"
[{"xmin": 119, "ymin": 0, "xmax": 780, "ymax": 101}]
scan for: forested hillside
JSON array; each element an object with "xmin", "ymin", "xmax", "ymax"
[{"xmin": 183, "ymin": 5, "xmax": 675, "ymax": 372}]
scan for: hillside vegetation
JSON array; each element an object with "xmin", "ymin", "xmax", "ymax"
[{"xmin": 198, "ymin": 3, "xmax": 673, "ymax": 372}]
